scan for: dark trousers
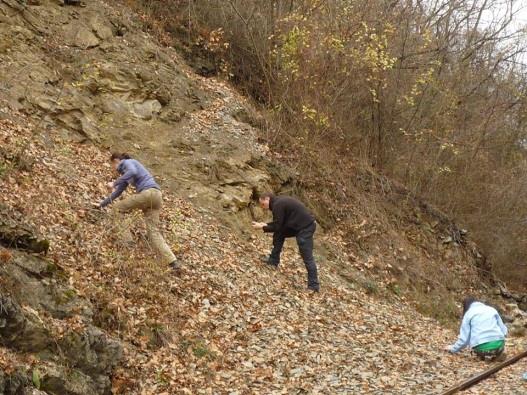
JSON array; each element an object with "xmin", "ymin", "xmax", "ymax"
[{"xmin": 269, "ymin": 222, "xmax": 319, "ymax": 290}]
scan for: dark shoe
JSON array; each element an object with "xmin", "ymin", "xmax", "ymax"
[
  {"xmin": 494, "ymin": 352, "xmax": 507, "ymax": 362},
  {"xmin": 64, "ymin": 0, "xmax": 86, "ymax": 6},
  {"xmin": 169, "ymin": 260, "xmax": 182, "ymax": 273},
  {"xmin": 260, "ymin": 255, "xmax": 278, "ymax": 267}
]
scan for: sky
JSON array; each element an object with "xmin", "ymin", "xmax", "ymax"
[
  {"xmin": 479, "ymin": 0, "xmax": 527, "ymax": 65},
  {"xmin": 481, "ymin": 0, "xmax": 527, "ymax": 29}
]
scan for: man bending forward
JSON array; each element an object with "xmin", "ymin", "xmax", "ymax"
[{"xmin": 253, "ymin": 193, "xmax": 320, "ymax": 292}]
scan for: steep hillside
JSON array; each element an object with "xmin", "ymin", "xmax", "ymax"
[{"xmin": 0, "ymin": 1, "xmax": 526, "ymax": 394}]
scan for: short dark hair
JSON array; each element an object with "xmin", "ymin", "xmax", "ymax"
[
  {"xmin": 258, "ymin": 192, "xmax": 274, "ymax": 200},
  {"xmin": 462, "ymin": 297, "xmax": 477, "ymax": 316},
  {"xmin": 110, "ymin": 152, "xmax": 131, "ymax": 161}
]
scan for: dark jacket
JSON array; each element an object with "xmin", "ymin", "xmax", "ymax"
[{"xmin": 263, "ymin": 196, "xmax": 315, "ymax": 235}]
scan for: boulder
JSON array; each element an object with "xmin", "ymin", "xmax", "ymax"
[
  {"xmin": 100, "ymin": 97, "xmax": 130, "ymax": 116},
  {"xmin": 79, "ymin": 115, "xmax": 101, "ymax": 142},
  {"xmin": 498, "ymin": 283, "xmax": 512, "ymax": 299},
  {"xmin": 152, "ymin": 86, "xmax": 171, "ymax": 106},
  {"xmin": 0, "ymin": 294, "xmax": 53, "ymax": 352},
  {"xmin": 0, "ymin": 205, "xmax": 122, "ymax": 394},
  {"xmin": 502, "ymin": 302, "xmax": 527, "ymax": 337},
  {"xmin": 509, "ymin": 320, "xmax": 527, "ymax": 337},
  {"xmin": 503, "ymin": 303, "xmax": 526, "ymax": 319},
  {"xmin": 218, "ymin": 186, "xmax": 254, "ymax": 212},
  {"xmin": 40, "ymin": 363, "xmax": 98, "ymax": 395},
  {"xmin": 65, "ymin": 23, "xmax": 100, "ymax": 49},
  {"xmin": 89, "ymin": 15, "xmax": 113, "ymax": 41},
  {"xmin": 57, "ymin": 326, "xmax": 122, "ymax": 394},
  {"xmin": 91, "ymin": 63, "xmax": 140, "ymax": 93},
  {"xmin": 0, "ymin": 368, "xmax": 29, "ymax": 395},
  {"xmin": 0, "ymin": 205, "xmax": 49, "ymax": 253},
  {"xmin": 3, "ymin": 253, "xmax": 94, "ymax": 320},
  {"xmin": 132, "ymin": 99, "xmax": 162, "ymax": 120},
  {"xmin": 59, "ymin": 325, "xmax": 123, "ymax": 377}
]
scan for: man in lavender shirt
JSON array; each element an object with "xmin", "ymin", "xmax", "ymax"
[{"xmin": 100, "ymin": 153, "xmax": 180, "ymax": 271}]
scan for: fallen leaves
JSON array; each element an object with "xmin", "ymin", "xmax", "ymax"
[
  {"xmin": 0, "ymin": 248, "xmax": 12, "ymax": 264},
  {"xmin": 0, "ymin": 91, "xmax": 524, "ymax": 395}
]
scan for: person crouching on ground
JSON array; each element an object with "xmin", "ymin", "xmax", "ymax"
[
  {"xmin": 99, "ymin": 153, "xmax": 181, "ymax": 272},
  {"xmin": 252, "ymin": 192, "xmax": 320, "ymax": 292},
  {"xmin": 446, "ymin": 297, "xmax": 507, "ymax": 360}
]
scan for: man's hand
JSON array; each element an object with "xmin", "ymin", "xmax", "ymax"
[
  {"xmin": 252, "ymin": 221, "xmax": 267, "ymax": 230},
  {"xmin": 106, "ymin": 182, "xmax": 114, "ymax": 193}
]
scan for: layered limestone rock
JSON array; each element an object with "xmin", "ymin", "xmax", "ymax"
[{"xmin": 0, "ymin": 207, "xmax": 122, "ymax": 395}]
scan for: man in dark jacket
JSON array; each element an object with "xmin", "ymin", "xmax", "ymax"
[{"xmin": 252, "ymin": 193, "xmax": 320, "ymax": 292}]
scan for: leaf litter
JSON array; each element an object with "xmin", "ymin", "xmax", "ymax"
[{"xmin": 0, "ymin": 110, "xmax": 526, "ymax": 394}]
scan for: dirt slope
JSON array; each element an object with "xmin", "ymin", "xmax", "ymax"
[{"xmin": 1, "ymin": 0, "xmax": 526, "ymax": 394}]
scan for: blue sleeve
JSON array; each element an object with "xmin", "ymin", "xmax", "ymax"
[
  {"xmin": 450, "ymin": 315, "xmax": 471, "ymax": 353},
  {"xmin": 100, "ymin": 183, "xmax": 127, "ymax": 208},
  {"xmin": 496, "ymin": 314, "xmax": 508, "ymax": 337},
  {"xmin": 99, "ymin": 161, "xmax": 135, "ymax": 208},
  {"xmin": 113, "ymin": 161, "xmax": 136, "ymax": 190}
]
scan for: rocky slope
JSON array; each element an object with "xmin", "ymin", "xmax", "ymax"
[
  {"xmin": 1, "ymin": 0, "xmax": 526, "ymax": 394},
  {"xmin": 0, "ymin": 0, "xmax": 275, "ymax": 216},
  {"xmin": 0, "ymin": 205, "xmax": 122, "ymax": 394}
]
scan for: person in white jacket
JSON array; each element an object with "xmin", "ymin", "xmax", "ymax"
[{"xmin": 446, "ymin": 297, "xmax": 508, "ymax": 360}]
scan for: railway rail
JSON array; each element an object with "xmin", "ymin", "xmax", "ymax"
[{"xmin": 441, "ymin": 349, "xmax": 527, "ymax": 394}]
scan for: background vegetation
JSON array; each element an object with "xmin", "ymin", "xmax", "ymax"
[{"xmin": 123, "ymin": 0, "xmax": 527, "ymax": 288}]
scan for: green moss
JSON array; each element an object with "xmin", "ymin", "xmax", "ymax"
[
  {"xmin": 28, "ymin": 239, "xmax": 50, "ymax": 254},
  {"xmin": 46, "ymin": 262, "xmax": 58, "ymax": 274},
  {"xmin": 362, "ymin": 279, "xmax": 379, "ymax": 295},
  {"xmin": 32, "ymin": 368, "xmax": 41, "ymax": 389},
  {"xmin": 192, "ymin": 342, "xmax": 210, "ymax": 358},
  {"xmin": 62, "ymin": 289, "xmax": 77, "ymax": 300},
  {"xmin": 147, "ymin": 322, "xmax": 171, "ymax": 348},
  {"xmin": 155, "ymin": 369, "xmax": 170, "ymax": 385},
  {"xmin": 180, "ymin": 337, "xmax": 217, "ymax": 360},
  {"xmin": 0, "ymin": 161, "xmax": 7, "ymax": 178},
  {"xmin": 387, "ymin": 282, "xmax": 402, "ymax": 296},
  {"xmin": 53, "ymin": 288, "xmax": 77, "ymax": 305}
]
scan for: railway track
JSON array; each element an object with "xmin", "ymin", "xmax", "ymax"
[{"xmin": 441, "ymin": 350, "xmax": 527, "ymax": 394}]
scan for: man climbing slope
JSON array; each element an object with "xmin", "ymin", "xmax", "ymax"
[
  {"xmin": 252, "ymin": 193, "xmax": 320, "ymax": 292},
  {"xmin": 99, "ymin": 153, "xmax": 181, "ymax": 272}
]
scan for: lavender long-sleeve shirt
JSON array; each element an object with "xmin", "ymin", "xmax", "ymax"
[{"xmin": 100, "ymin": 159, "xmax": 160, "ymax": 208}]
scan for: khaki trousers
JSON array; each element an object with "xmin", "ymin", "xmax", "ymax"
[{"xmin": 113, "ymin": 188, "xmax": 176, "ymax": 265}]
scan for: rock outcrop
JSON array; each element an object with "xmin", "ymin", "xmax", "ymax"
[
  {"xmin": 0, "ymin": 0, "xmax": 292, "ymax": 229},
  {"xmin": 0, "ymin": 205, "xmax": 49, "ymax": 253},
  {"xmin": 0, "ymin": 207, "xmax": 122, "ymax": 395}
]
